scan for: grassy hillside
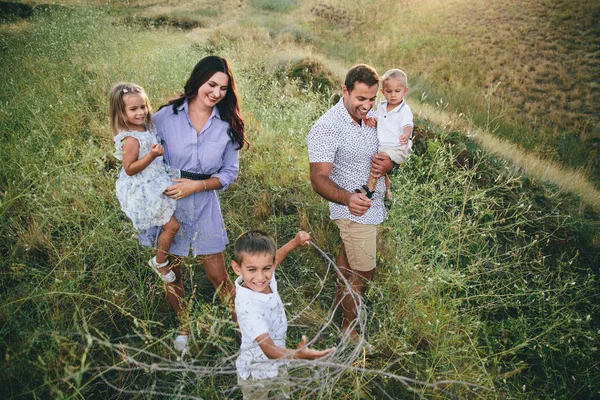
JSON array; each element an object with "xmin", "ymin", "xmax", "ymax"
[{"xmin": 1, "ymin": 1, "xmax": 599, "ymax": 399}]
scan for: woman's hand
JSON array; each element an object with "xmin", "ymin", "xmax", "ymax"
[{"xmin": 164, "ymin": 178, "xmax": 201, "ymax": 200}]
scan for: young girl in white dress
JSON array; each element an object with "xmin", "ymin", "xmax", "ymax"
[{"xmin": 109, "ymin": 83, "xmax": 179, "ymax": 283}]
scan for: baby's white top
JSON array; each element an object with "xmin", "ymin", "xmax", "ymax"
[{"xmin": 376, "ymin": 100, "xmax": 413, "ymax": 147}]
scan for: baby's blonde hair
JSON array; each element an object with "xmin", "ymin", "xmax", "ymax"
[
  {"xmin": 108, "ymin": 83, "xmax": 152, "ymax": 135},
  {"xmin": 381, "ymin": 69, "xmax": 408, "ymax": 88}
]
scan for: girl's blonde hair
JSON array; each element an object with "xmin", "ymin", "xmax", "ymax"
[{"xmin": 108, "ymin": 83, "xmax": 152, "ymax": 135}]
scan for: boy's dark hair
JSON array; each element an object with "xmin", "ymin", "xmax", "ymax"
[
  {"xmin": 234, "ymin": 230, "xmax": 277, "ymax": 263},
  {"xmin": 344, "ymin": 64, "xmax": 379, "ymax": 92}
]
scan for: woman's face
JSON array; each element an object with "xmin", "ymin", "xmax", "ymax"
[{"xmin": 196, "ymin": 72, "xmax": 229, "ymax": 109}]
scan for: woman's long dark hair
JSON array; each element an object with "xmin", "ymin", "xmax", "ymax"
[{"xmin": 160, "ymin": 55, "xmax": 247, "ymax": 149}]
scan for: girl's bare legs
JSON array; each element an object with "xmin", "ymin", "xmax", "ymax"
[{"xmin": 156, "ymin": 216, "xmax": 179, "ymax": 263}]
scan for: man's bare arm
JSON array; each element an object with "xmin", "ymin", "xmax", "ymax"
[
  {"xmin": 309, "ymin": 162, "xmax": 351, "ymax": 205},
  {"xmin": 309, "ymin": 162, "xmax": 371, "ymax": 216}
]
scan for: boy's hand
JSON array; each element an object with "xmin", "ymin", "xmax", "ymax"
[
  {"xmin": 399, "ymin": 134, "xmax": 409, "ymax": 145},
  {"xmin": 364, "ymin": 116, "xmax": 378, "ymax": 128},
  {"xmin": 295, "ymin": 335, "xmax": 335, "ymax": 360},
  {"xmin": 149, "ymin": 143, "xmax": 165, "ymax": 158},
  {"xmin": 294, "ymin": 231, "xmax": 311, "ymax": 247}
]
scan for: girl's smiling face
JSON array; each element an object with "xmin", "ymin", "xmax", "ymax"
[
  {"xmin": 123, "ymin": 93, "xmax": 148, "ymax": 131},
  {"xmin": 197, "ymin": 72, "xmax": 229, "ymax": 109}
]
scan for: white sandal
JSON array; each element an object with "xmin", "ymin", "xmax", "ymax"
[
  {"xmin": 148, "ymin": 256, "xmax": 176, "ymax": 283},
  {"xmin": 173, "ymin": 334, "xmax": 188, "ymax": 352}
]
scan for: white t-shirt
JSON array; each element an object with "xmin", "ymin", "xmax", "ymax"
[
  {"xmin": 235, "ymin": 274, "xmax": 288, "ymax": 380},
  {"xmin": 307, "ymin": 98, "xmax": 386, "ymax": 224},
  {"xmin": 376, "ymin": 100, "xmax": 413, "ymax": 149}
]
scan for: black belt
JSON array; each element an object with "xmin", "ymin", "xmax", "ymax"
[{"xmin": 180, "ymin": 170, "xmax": 211, "ymax": 180}]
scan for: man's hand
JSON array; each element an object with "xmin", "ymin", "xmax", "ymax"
[
  {"xmin": 348, "ymin": 192, "xmax": 371, "ymax": 216},
  {"xmin": 370, "ymin": 152, "xmax": 394, "ymax": 179}
]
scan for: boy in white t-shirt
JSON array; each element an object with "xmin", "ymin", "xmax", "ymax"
[
  {"xmin": 362, "ymin": 69, "xmax": 413, "ymax": 205},
  {"xmin": 232, "ymin": 230, "xmax": 335, "ymax": 400}
]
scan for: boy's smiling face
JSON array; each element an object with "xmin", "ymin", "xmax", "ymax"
[{"xmin": 231, "ymin": 252, "xmax": 275, "ymax": 294}]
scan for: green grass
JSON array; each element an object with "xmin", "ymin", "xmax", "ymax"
[{"xmin": 1, "ymin": 2, "xmax": 599, "ymax": 400}]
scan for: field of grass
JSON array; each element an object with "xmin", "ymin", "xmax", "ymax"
[
  {"xmin": 360, "ymin": 0, "xmax": 600, "ymax": 184},
  {"xmin": 1, "ymin": 1, "xmax": 599, "ymax": 399}
]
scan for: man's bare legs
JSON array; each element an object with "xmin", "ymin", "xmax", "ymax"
[{"xmin": 334, "ymin": 246, "xmax": 375, "ymax": 338}]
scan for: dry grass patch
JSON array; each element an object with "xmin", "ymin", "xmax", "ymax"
[{"xmin": 439, "ymin": 0, "xmax": 599, "ymax": 169}]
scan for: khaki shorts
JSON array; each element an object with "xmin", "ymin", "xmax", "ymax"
[
  {"xmin": 334, "ymin": 219, "xmax": 377, "ymax": 272},
  {"xmin": 379, "ymin": 144, "xmax": 412, "ymax": 165},
  {"xmin": 237, "ymin": 367, "xmax": 289, "ymax": 400}
]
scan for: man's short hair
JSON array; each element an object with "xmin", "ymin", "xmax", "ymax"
[
  {"xmin": 234, "ymin": 230, "xmax": 277, "ymax": 263},
  {"xmin": 344, "ymin": 64, "xmax": 379, "ymax": 92}
]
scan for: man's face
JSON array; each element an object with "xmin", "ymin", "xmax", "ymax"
[{"xmin": 342, "ymin": 82, "xmax": 379, "ymax": 124}]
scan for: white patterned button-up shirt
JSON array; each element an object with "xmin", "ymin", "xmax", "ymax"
[{"xmin": 308, "ymin": 98, "xmax": 386, "ymax": 224}]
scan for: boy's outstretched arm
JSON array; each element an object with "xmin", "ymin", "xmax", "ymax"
[
  {"xmin": 274, "ymin": 231, "xmax": 311, "ymax": 267},
  {"xmin": 256, "ymin": 333, "xmax": 335, "ymax": 360},
  {"xmin": 399, "ymin": 125, "xmax": 413, "ymax": 145}
]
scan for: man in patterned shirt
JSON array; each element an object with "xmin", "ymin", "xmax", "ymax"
[{"xmin": 307, "ymin": 64, "xmax": 396, "ymax": 340}]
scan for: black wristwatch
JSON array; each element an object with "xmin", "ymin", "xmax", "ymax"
[{"xmin": 389, "ymin": 161, "xmax": 399, "ymax": 175}]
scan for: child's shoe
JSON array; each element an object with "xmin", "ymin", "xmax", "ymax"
[
  {"xmin": 354, "ymin": 185, "xmax": 375, "ymax": 199},
  {"xmin": 383, "ymin": 190, "xmax": 393, "ymax": 211},
  {"xmin": 383, "ymin": 197, "xmax": 393, "ymax": 211},
  {"xmin": 148, "ymin": 256, "xmax": 176, "ymax": 283},
  {"xmin": 173, "ymin": 334, "xmax": 188, "ymax": 352}
]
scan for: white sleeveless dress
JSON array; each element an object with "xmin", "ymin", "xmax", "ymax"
[{"xmin": 113, "ymin": 129, "xmax": 176, "ymax": 230}]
